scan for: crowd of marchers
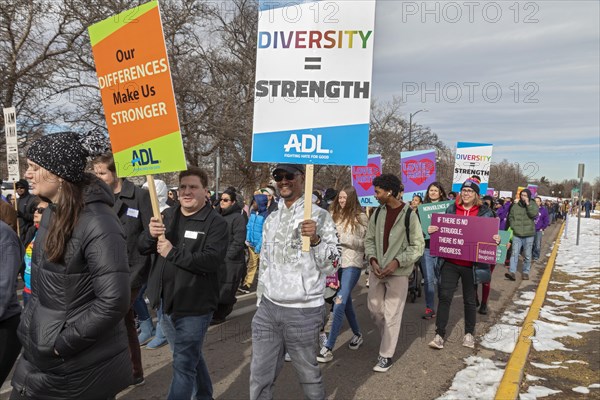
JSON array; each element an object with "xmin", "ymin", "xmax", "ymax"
[{"xmin": 0, "ymin": 132, "xmax": 590, "ymax": 400}]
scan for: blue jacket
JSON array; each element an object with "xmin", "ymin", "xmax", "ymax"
[{"xmin": 246, "ymin": 194, "xmax": 268, "ymax": 253}]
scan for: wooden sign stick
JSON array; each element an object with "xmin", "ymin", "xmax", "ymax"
[
  {"xmin": 302, "ymin": 164, "xmax": 314, "ymax": 252},
  {"xmin": 146, "ymin": 174, "xmax": 165, "ymax": 241}
]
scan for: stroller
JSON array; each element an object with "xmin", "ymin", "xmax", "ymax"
[{"xmin": 407, "ymin": 261, "xmax": 422, "ymax": 303}]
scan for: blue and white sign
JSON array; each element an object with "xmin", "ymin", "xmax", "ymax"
[
  {"xmin": 251, "ymin": 0, "xmax": 377, "ymax": 166},
  {"xmin": 452, "ymin": 142, "xmax": 493, "ymax": 195}
]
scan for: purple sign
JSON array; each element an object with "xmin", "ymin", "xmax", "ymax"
[
  {"xmin": 430, "ymin": 213, "xmax": 499, "ymax": 263},
  {"xmin": 352, "ymin": 154, "xmax": 381, "ymax": 198},
  {"xmin": 527, "ymin": 184, "xmax": 538, "ymax": 198},
  {"xmin": 486, "ymin": 188, "xmax": 495, "ymax": 196},
  {"xmin": 401, "ymin": 149, "xmax": 436, "ymax": 202}
]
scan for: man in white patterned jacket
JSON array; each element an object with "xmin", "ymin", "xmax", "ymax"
[{"xmin": 249, "ymin": 163, "xmax": 340, "ymax": 400}]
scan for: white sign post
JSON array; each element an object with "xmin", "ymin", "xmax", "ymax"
[{"xmin": 3, "ymin": 107, "xmax": 20, "ymax": 182}]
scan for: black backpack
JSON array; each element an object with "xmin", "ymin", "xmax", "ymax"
[{"xmin": 373, "ymin": 205, "xmax": 414, "ymax": 245}]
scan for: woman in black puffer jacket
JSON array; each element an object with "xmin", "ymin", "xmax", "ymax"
[
  {"xmin": 212, "ymin": 188, "xmax": 248, "ymax": 324},
  {"xmin": 10, "ymin": 133, "xmax": 131, "ymax": 400}
]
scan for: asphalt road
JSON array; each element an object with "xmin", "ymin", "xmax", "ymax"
[{"xmin": 1, "ymin": 221, "xmax": 562, "ymax": 400}]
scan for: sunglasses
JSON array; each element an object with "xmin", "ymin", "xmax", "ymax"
[
  {"xmin": 273, "ymin": 172, "xmax": 298, "ymax": 182},
  {"xmin": 35, "ymin": 207, "xmax": 46, "ymax": 213},
  {"xmin": 220, "ymin": 198, "xmax": 231, "ymax": 203}
]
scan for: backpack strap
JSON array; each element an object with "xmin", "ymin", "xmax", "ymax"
[
  {"xmin": 374, "ymin": 206, "xmax": 382, "ymax": 225},
  {"xmin": 404, "ymin": 206, "xmax": 413, "ymax": 245}
]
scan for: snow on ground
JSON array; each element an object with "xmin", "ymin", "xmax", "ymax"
[
  {"xmin": 480, "ymin": 324, "xmax": 521, "ymax": 353},
  {"xmin": 519, "ymin": 386, "xmax": 562, "ymax": 399},
  {"xmin": 572, "ymin": 386, "xmax": 590, "ymax": 394},
  {"xmin": 438, "ymin": 217, "xmax": 599, "ymax": 400},
  {"xmin": 437, "ymin": 357, "xmax": 504, "ymax": 400}
]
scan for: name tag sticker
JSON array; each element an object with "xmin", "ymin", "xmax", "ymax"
[
  {"xmin": 126, "ymin": 208, "xmax": 139, "ymax": 218},
  {"xmin": 184, "ymin": 230, "xmax": 199, "ymax": 239}
]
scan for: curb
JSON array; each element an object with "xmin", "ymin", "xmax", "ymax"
[{"xmin": 494, "ymin": 222, "xmax": 566, "ymax": 400}]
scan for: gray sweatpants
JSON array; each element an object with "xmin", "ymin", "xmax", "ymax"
[{"xmin": 250, "ymin": 297, "xmax": 327, "ymax": 400}]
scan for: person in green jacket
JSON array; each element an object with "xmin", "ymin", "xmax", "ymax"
[
  {"xmin": 505, "ymin": 188, "xmax": 539, "ymax": 281},
  {"xmin": 365, "ymin": 174, "xmax": 424, "ymax": 373}
]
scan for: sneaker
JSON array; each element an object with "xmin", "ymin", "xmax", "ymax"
[
  {"xmin": 284, "ymin": 352, "xmax": 291, "ymax": 362},
  {"xmin": 505, "ymin": 272, "xmax": 516, "ymax": 281},
  {"xmin": 132, "ymin": 376, "xmax": 145, "ymax": 387},
  {"xmin": 348, "ymin": 334, "xmax": 363, "ymax": 350},
  {"xmin": 478, "ymin": 303, "xmax": 488, "ymax": 315},
  {"xmin": 146, "ymin": 336, "xmax": 168, "ymax": 350},
  {"xmin": 523, "ymin": 273, "xmax": 530, "ymax": 280},
  {"xmin": 422, "ymin": 308, "xmax": 436, "ymax": 320},
  {"xmin": 373, "ymin": 356, "xmax": 392, "ymax": 372},
  {"xmin": 365, "ymin": 277, "xmax": 369, "ymax": 288},
  {"xmin": 238, "ymin": 285, "xmax": 251, "ymax": 294},
  {"xmin": 317, "ymin": 346, "xmax": 333, "ymax": 363},
  {"xmin": 428, "ymin": 334, "xmax": 444, "ymax": 349},
  {"xmin": 319, "ymin": 332, "xmax": 328, "ymax": 348},
  {"xmin": 463, "ymin": 333, "xmax": 475, "ymax": 349}
]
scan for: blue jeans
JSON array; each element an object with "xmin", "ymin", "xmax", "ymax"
[
  {"xmin": 510, "ymin": 236, "xmax": 534, "ymax": 274},
  {"xmin": 533, "ymin": 230, "xmax": 543, "ymax": 259},
  {"xmin": 250, "ymin": 297, "xmax": 326, "ymax": 400},
  {"xmin": 325, "ymin": 267, "xmax": 361, "ymax": 350},
  {"xmin": 133, "ymin": 284, "xmax": 151, "ymax": 322},
  {"xmin": 421, "ymin": 248, "xmax": 441, "ymax": 310},
  {"xmin": 160, "ymin": 308, "xmax": 213, "ymax": 400}
]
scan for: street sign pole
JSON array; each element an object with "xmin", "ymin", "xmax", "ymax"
[{"xmin": 576, "ymin": 164, "xmax": 584, "ymax": 245}]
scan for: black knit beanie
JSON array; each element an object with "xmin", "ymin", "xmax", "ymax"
[{"xmin": 26, "ymin": 132, "xmax": 110, "ymax": 183}]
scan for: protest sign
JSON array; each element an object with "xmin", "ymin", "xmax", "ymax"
[
  {"xmin": 352, "ymin": 154, "xmax": 381, "ymax": 207},
  {"xmin": 251, "ymin": 0, "xmax": 376, "ymax": 166},
  {"xmin": 527, "ymin": 184, "xmax": 538, "ymax": 198},
  {"xmin": 417, "ymin": 200, "xmax": 453, "ymax": 239},
  {"xmin": 499, "ymin": 190, "xmax": 513, "ymax": 199},
  {"xmin": 516, "ymin": 186, "xmax": 526, "ymax": 198},
  {"xmin": 496, "ymin": 230, "xmax": 511, "ymax": 264},
  {"xmin": 3, "ymin": 107, "xmax": 19, "ymax": 182},
  {"xmin": 430, "ymin": 213, "xmax": 499, "ymax": 263},
  {"xmin": 452, "ymin": 142, "xmax": 493, "ymax": 194},
  {"xmin": 89, "ymin": 0, "xmax": 186, "ymax": 177},
  {"xmin": 401, "ymin": 149, "xmax": 436, "ymax": 202},
  {"xmin": 486, "ymin": 188, "xmax": 495, "ymax": 196}
]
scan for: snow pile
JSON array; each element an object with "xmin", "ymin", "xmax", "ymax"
[
  {"xmin": 519, "ymin": 385, "xmax": 562, "ymax": 399},
  {"xmin": 437, "ymin": 357, "xmax": 504, "ymax": 400},
  {"xmin": 440, "ymin": 218, "xmax": 599, "ymax": 400}
]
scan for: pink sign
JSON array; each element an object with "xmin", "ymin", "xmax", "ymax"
[
  {"xmin": 430, "ymin": 213, "xmax": 499, "ymax": 263},
  {"xmin": 351, "ymin": 155, "xmax": 381, "ymax": 198}
]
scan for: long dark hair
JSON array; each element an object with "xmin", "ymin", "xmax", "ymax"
[
  {"xmin": 424, "ymin": 181, "xmax": 448, "ymax": 203},
  {"xmin": 45, "ymin": 176, "xmax": 87, "ymax": 262},
  {"xmin": 330, "ymin": 186, "xmax": 365, "ymax": 233}
]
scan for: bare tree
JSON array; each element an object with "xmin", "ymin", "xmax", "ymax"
[{"xmin": 0, "ymin": 0, "xmax": 89, "ymax": 176}]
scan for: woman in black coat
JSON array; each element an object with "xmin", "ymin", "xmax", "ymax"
[
  {"xmin": 212, "ymin": 188, "xmax": 247, "ymax": 324},
  {"xmin": 10, "ymin": 133, "xmax": 131, "ymax": 400}
]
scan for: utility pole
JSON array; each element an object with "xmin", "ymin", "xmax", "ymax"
[
  {"xmin": 215, "ymin": 148, "xmax": 222, "ymax": 198},
  {"xmin": 576, "ymin": 163, "xmax": 584, "ymax": 245}
]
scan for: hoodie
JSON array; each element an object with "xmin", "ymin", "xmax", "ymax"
[
  {"xmin": 508, "ymin": 189, "xmax": 539, "ymax": 237},
  {"xmin": 257, "ymin": 196, "xmax": 340, "ymax": 308},
  {"xmin": 143, "ymin": 179, "xmax": 169, "ymax": 212},
  {"xmin": 246, "ymin": 194, "xmax": 268, "ymax": 253}
]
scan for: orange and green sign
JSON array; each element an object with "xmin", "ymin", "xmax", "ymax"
[{"xmin": 89, "ymin": 0, "xmax": 186, "ymax": 177}]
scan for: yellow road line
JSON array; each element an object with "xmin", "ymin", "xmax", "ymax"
[{"xmin": 495, "ymin": 222, "xmax": 566, "ymax": 400}]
